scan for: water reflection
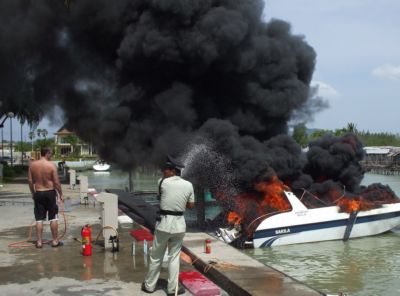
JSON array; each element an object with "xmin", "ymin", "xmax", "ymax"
[
  {"xmin": 79, "ymin": 169, "xmax": 222, "ymax": 222},
  {"xmin": 82, "ymin": 256, "xmax": 93, "ymax": 280},
  {"xmin": 244, "ymin": 228, "xmax": 400, "ymax": 296},
  {"xmin": 104, "ymin": 252, "xmax": 119, "ymax": 280},
  {"xmin": 78, "ymin": 169, "xmax": 159, "ymax": 192}
]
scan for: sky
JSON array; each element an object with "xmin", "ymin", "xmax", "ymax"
[
  {"xmin": 264, "ymin": 0, "xmax": 400, "ymax": 134},
  {"xmin": 1, "ymin": 0, "xmax": 400, "ymax": 142}
]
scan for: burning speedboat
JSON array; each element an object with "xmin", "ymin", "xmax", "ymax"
[{"xmin": 217, "ymin": 190, "xmax": 400, "ymax": 248}]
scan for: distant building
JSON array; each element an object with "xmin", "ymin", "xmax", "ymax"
[
  {"xmin": 54, "ymin": 127, "xmax": 94, "ymax": 156},
  {"xmin": 361, "ymin": 146, "xmax": 400, "ymax": 174}
]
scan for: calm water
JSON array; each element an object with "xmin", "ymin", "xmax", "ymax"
[
  {"xmin": 81, "ymin": 170, "xmax": 400, "ymax": 296},
  {"xmin": 78, "ymin": 169, "xmax": 221, "ymax": 223},
  {"xmin": 79, "ymin": 169, "xmax": 159, "ymax": 193}
]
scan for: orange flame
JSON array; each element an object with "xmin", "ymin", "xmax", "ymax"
[
  {"xmin": 227, "ymin": 211, "xmax": 242, "ymax": 225},
  {"xmin": 255, "ymin": 176, "xmax": 291, "ymax": 211},
  {"xmin": 222, "ymin": 175, "xmax": 292, "ymax": 232},
  {"xmin": 337, "ymin": 199, "xmax": 360, "ymax": 212},
  {"xmin": 336, "ymin": 197, "xmax": 376, "ymax": 213}
]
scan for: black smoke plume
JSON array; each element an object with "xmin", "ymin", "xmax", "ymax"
[
  {"xmin": 3, "ymin": 0, "xmax": 390, "ymax": 211},
  {"xmin": 0, "ymin": 0, "xmax": 320, "ymax": 165}
]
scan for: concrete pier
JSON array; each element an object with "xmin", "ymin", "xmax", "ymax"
[
  {"xmin": 1, "ymin": 180, "xmax": 326, "ymax": 296},
  {"xmin": 115, "ymin": 189, "xmax": 325, "ymax": 296},
  {"xmin": 182, "ymin": 232, "xmax": 324, "ymax": 296},
  {"xmin": 0, "ymin": 181, "xmax": 199, "ymax": 295}
]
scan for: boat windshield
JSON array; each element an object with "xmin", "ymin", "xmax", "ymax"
[{"xmin": 298, "ymin": 190, "xmax": 332, "ymax": 208}]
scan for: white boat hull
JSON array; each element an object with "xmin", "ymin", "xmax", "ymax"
[
  {"xmin": 252, "ymin": 191, "xmax": 400, "ymax": 248},
  {"xmin": 92, "ymin": 162, "xmax": 111, "ymax": 171}
]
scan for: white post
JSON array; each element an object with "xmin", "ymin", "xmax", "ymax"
[
  {"xmin": 95, "ymin": 192, "xmax": 118, "ymax": 250},
  {"xmin": 68, "ymin": 169, "xmax": 76, "ymax": 189},
  {"xmin": 77, "ymin": 175, "xmax": 88, "ymax": 204}
]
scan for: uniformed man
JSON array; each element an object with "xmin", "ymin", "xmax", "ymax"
[{"xmin": 142, "ymin": 155, "xmax": 195, "ymax": 295}]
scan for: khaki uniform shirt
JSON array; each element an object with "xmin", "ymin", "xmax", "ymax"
[{"xmin": 156, "ymin": 176, "xmax": 195, "ymax": 234}]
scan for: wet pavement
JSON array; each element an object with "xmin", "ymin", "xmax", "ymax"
[
  {"xmin": 0, "ymin": 181, "xmax": 197, "ymax": 296},
  {"xmin": 1, "ymin": 179, "xmax": 326, "ymax": 296}
]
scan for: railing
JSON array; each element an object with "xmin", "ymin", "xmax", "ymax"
[{"xmin": 360, "ymin": 160, "xmax": 400, "ymax": 174}]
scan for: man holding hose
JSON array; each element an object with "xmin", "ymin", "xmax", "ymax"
[
  {"xmin": 142, "ymin": 155, "xmax": 195, "ymax": 295},
  {"xmin": 28, "ymin": 147, "xmax": 64, "ymax": 248}
]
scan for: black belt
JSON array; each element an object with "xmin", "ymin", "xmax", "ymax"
[{"xmin": 159, "ymin": 209, "xmax": 184, "ymax": 216}]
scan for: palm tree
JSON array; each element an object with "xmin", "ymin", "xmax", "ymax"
[
  {"xmin": 346, "ymin": 122, "xmax": 358, "ymax": 134},
  {"xmin": 42, "ymin": 129, "xmax": 48, "ymax": 140},
  {"xmin": 37, "ymin": 128, "xmax": 43, "ymax": 138},
  {"xmin": 28, "ymin": 131, "xmax": 35, "ymax": 151},
  {"xmin": 36, "ymin": 128, "xmax": 48, "ymax": 139}
]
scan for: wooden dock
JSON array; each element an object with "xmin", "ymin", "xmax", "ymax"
[
  {"xmin": 362, "ymin": 165, "xmax": 400, "ymax": 175},
  {"xmin": 109, "ymin": 189, "xmax": 326, "ymax": 296}
]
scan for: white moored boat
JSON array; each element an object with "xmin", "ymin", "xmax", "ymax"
[
  {"xmin": 219, "ymin": 191, "xmax": 400, "ymax": 248},
  {"xmin": 92, "ymin": 160, "xmax": 111, "ymax": 172}
]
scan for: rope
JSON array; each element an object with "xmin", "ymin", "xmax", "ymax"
[
  {"xmin": 185, "ymin": 254, "xmax": 239, "ymax": 273},
  {"xmin": 94, "ymin": 225, "xmax": 119, "ymax": 244},
  {"xmin": 202, "ymin": 259, "xmax": 239, "ymax": 273}
]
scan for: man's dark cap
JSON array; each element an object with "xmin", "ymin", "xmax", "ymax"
[{"xmin": 164, "ymin": 155, "xmax": 185, "ymax": 170}]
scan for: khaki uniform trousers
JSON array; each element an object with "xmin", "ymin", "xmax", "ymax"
[{"xmin": 144, "ymin": 229, "xmax": 185, "ymax": 293}]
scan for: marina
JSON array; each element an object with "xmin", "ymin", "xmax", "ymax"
[
  {"xmin": 113, "ymin": 188, "xmax": 324, "ymax": 296},
  {"xmin": 0, "ymin": 172, "xmax": 326, "ymax": 296},
  {"xmin": 1, "ymin": 1, "xmax": 399, "ymax": 296},
  {"xmin": 1, "ymin": 169, "xmax": 399, "ymax": 295},
  {"xmin": 77, "ymin": 170, "xmax": 400, "ymax": 296}
]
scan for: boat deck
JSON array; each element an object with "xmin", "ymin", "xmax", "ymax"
[{"xmin": 111, "ymin": 189, "xmax": 325, "ymax": 296}]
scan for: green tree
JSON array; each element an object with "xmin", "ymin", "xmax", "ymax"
[
  {"xmin": 14, "ymin": 141, "xmax": 31, "ymax": 152},
  {"xmin": 292, "ymin": 123, "xmax": 308, "ymax": 147},
  {"xmin": 301, "ymin": 123, "xmax": 400, "ymax": 147},
  {"xmin": 64, "ymin": 134, "xmax": 80, "ymax": 156},
  {"xmin": 35, "ymin": 138, "xmax": 54, "ymax": 150},
  {"xmin": 42, "ymin": 129, "xmax": 48, "ymax": 140},
  {"xmin": 334, "ymin": 122, "xmax": 358, "ymax": 136},
  {"xmin": 36, "ymin": 128, "xmax": 43, "ymax": 138},
  {"xmin": 346, "ymin": 122, "xmax": 358, "ymax": 133},
  {"xmin": 357, "ymin": 131, "xmax": 400, "ymax": 146},
  {"xmin": 28, "ymin": 130, "xmax": 35, "ymax": 151},
  {"xmin": 309, "ymin": 129, "xmax": 331, "ymax": 140},
  {"xmin": 36, "ymin": 128, "xmax": 48, "ymax": 139}
]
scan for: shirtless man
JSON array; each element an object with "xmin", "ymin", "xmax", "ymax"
[{"xmin": 28, "ymin": 147, "xmax": 64, "ymax": 248}]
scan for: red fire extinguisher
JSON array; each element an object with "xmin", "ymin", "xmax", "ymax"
[
  {"xmin": 204, "ymin": 238, "xmax": 211, "ymax": 254},
  {"xmin": 81, "ymin": 225, "xmax": 92, "ymax": 256}
]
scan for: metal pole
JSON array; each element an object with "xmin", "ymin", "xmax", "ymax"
[
  {"xmin": 1, "ymin": 128, "xmax": 3, "ymax": 158},
  {"xmin": 129, "ymin": 170, "xmax": 133, "ymax": 192},
  {"xmin": 10, "ymin": 117, "xmax": 13, "ymax": 166},
  {"xmin": 20, "ymin": 121, "xmax": 23, "ymax": 166}
]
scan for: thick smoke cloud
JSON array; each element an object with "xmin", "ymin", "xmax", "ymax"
[
  {"xmin": 8, "ymin": 0, "xmax": 391, "ymax": 209},
  {"xmin": 0, "ymin": 0, "xmax": 319, "ymax": 168}
]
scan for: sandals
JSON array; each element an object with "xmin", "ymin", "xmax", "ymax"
[
  {"xmin": 35, "ymin": 241, "xmax": 63, "ymax": 248},
  {"xmin": 51, "ymin": 241, "xmax": 64, "ymax": 248}
]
